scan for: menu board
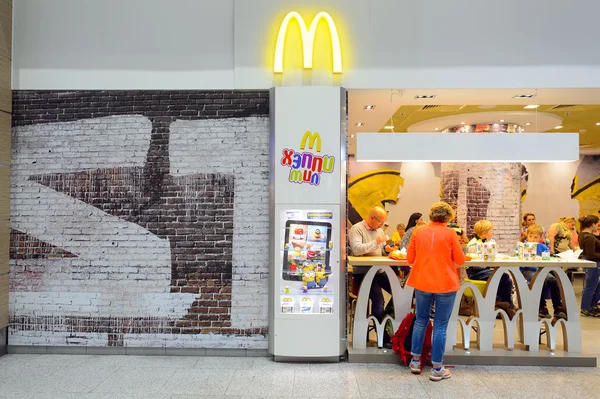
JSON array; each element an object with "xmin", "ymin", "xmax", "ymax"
[{"xmin": 279, "ymin": 210, "xmax": 335, "ymax": 315}]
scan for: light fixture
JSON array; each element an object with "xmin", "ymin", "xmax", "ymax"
[
  {"xmin": 364, "ymin": 105, "xmax": 375, "ymax": 110},
  {"xmin": 499, "ymin": 119, "xmax": 505, "ymax": 122},
  {"xmin": 460, "ymin": 121, "xmax": 466, "ymax": 125},
  {"xmin": 525, "ymin": 122, "xmax": 531, "ymax": 126},
  {"xmin": 350, "ymin": 134, "xmax": 355, "ymax": 138},
  {"xmin": 414, "ymin": 95, "xmax": 436, "ymax": 99},
  {"xmin": 513, "ymin": 94, "xmax": 536, "ymax": 99},
  {"xmin": 434, "ymin": 127, "xmax": 439, "ymax": 131},
  {"xmin": 355, "ymin": 122, "xmax": 364, "ymax": 127},
  {"xmin": 555, "ymin": 125, "xmax": 563, "ymax": 129},
  {"xmin": 596, "ymin": 122, "xmax": 600, "ymax": 126},
  {"xmin": 524, "ymin": 105, "xmax": 540, "ymax": 109},
  {"xmin": 384, "ymin": 125, "xmax": 395, "ymax": 130},
  {"xmin": 355, "ymin": 133, "xmax": 580, "ymax": 163}
]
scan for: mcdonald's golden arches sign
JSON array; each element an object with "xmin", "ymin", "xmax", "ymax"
[{"xmin": 273, "ymin": 11, "xmax": 342, "ymax": 74}]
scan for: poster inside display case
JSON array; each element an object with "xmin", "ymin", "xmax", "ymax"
[{"xmin": 279, "ymin": 209, "xmax": 336, "ymax": 314}]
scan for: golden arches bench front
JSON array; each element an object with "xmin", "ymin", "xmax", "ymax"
[{"xmin": 347, "ymin": 256, "xmax": 596, "ymax": 361}]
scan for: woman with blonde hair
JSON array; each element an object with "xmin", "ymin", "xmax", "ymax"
[
  {"xmin": 406, "ymin": 202, "xmax": 465, "ymax": 381},
  {"xmin": 548, "ymin": 217, "xmax": 576, "ymax": 255}
]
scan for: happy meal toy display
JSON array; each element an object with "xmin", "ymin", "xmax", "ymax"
[
  {"xmin": 319, "ymin": 297, "xmax": 333, "ymax": 313},
  {"xmin": 482, "ymin": 239, "xmax": 497, "ymax": 261},
  {"xmin": 300, "ymin": 297, "xmax": 313, "ymax": 313},
  {"xmin": 524, "ymin": 242, "xmax": 537, "ymax": 261},
  {"xmin": 281, "ymin": 297, "xmax": 294, "ymax": 313}
]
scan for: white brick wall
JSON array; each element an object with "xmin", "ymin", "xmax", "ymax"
[{"xmin": 10, "ymin": 115, "xmax": 270, "ymax": 347}]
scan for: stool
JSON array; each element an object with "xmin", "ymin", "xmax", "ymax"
[
  {"xmin": 461, "ymin": 278, "xmax": 487, "ymax": 330},
  {"xmin": 463, "ymin": 278, "xmax": 487, "ymax": 297}
]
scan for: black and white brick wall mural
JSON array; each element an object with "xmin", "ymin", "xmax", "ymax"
[{"xmin": 9, "ymin": 91, "xmax": 270, "ymax": 348}]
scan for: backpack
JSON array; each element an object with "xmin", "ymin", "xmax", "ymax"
[{"xmin": 391, "ymin": 313, "xmax": 433, "ymax": 367}]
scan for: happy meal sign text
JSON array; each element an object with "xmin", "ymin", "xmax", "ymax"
[{"xmin": 280, "ymin": 131, "xmax": 335, "ymax": 186}]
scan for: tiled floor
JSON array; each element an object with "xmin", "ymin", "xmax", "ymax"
[{"xmin": 1, "ymin": 354, "xmax": 600, "ymax": 398}]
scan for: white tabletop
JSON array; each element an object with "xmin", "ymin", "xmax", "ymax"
[{"xmin": 347, "ymin": 256, "xmax": 596, "ymax": 268}]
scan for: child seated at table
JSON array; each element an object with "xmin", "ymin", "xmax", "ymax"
[
  {"xmin": 519, "ymin": 224, "xmax": 567, "ymax": 320},
  {"xmin": 466, "ymin": 220, "xmax": 517, "ymax": 318}
]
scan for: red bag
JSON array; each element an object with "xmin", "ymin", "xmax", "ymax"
[{"xmin": 391, "ymin": 313, "xmax": 433, "ymax": 367}]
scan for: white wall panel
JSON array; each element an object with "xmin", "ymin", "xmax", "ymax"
[
  {"xmin": 13, "ymin": 0, "xmax": 235, "ymax": 89},
  {"xmin": 12, "ymin": 0, "xmax": 600, "ymax": 89}
]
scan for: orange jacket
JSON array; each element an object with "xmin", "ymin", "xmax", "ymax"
[{"xmin": 406, "ymin": 222, "xmax": 466, "ymax": 293}]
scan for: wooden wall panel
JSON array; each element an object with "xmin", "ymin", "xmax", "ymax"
[
  {"xmin": 0, "ymin": 0, "xmax": 11, "ymax": 60},
  {"xmin": 0, "ymin": 56, "xmax": 9, "ymax": 113}
]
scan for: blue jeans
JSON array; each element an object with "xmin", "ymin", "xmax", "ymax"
[
  {"xmin": 581, "ymin": 262, "xmax": 600, "ymax": 311},
  {"xmin": 411, "ymin": 289, "xmax": 457, "ymax": 365}
]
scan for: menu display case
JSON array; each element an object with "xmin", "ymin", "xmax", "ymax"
[{"xmin": 279, "ymin": 212, "xmax": 336, "ymax": 315}]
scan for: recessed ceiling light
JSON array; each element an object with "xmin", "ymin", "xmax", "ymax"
[
  {"xmin": 522, "ymin": 129, "xmax": 526, "ymax": 132},
  {"xmin": 460, "ymin": 122, "xmax": 466, "ymax": 125},
  {"xmin": 350, "ymin": 134, "xmax": 355, "ymax": 138},
  {"xmin": 434, "ymin": 127, "xmax": 439, "ymax": 130},
  {"xmin": 513, "ymin": 94, "xmax": 536, "ymax": 99},
  {"xmin": 384, "ymin": 125, "xmax": 395, "ymax": 129},
  {"xmin": 525, "ymin": 122, "xmax": 531, "ymax": 126},
  {"xmin": 364, "ymin": 105, "xmax": 375, "ymax": 110},
  {"xmin": 355, "ymin": 122, "xmax": 364, "ymax": 127},
  {"xmin": 524, "ymin": 105, "xmax": 540, "ymax": 109},
  {"xmin": 499, "ymin": 119, "xmax": 505, "ymax": 122},
  {"xmin": 596, "ymin": 122, "xmax": 600, "ymax": 126},
  {"xmin": 554, "ymin": 125, "xmax": 563, "ymax": 129},
  {"xmin": 414, "ymin": 95, "xmax": 436, "ymax": 99}
]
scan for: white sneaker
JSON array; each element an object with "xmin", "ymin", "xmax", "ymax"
[
  {"xmin": 409, "ymin": 359, "xmax": 421, "ymax": 374},
  {"xmin": 430, "ymin": 366, "xmax": 451, "ymax": 381}
]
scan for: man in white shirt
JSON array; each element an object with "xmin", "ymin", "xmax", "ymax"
[{"xmin": 349, "ymin": 206, "xmax": 397, "ymax": 325}]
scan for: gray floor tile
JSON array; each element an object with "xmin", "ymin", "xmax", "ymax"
[
  {"xmin": 30, "ymin": 364, "xmax": 118, "ymax": 393},
  {"xmin": 194, "ymin": 356, "xmax": 254, "ymax": 369},
  {"xmin": 293, "ymin": 370, "xmax": 361, "ymax": 397},
  {"xmin": 251, "ymin": 356, "xmax": 310, "ymax": 370},
  {"xmin": 93, "ymin": 366, "xmax": 177, "ymax": 394},
  {"xmin": 0, "ymin": 354, "xmax": 40, "ymax": 368},
  {"xmin": 82, "ymin": 354, "xmax": 199, "ymax": 369},
  {"xmin": 158, "ymin": 368, "xmax": 235, "ymax": 395},
  {"xmin": 0, "ymin": 365, "xmax": 57, "ymax": 396},
  {"xmin": 28, "ymin": 354, "xmax": 96, "ymax": 368},
  {"xmin": 356, "ymin": 371, "xmax": 427, "ymax": 398},
  {"xmin": 417, "ymin": 372, "xmax": 497, "ymax": 399},
  {"xmin": 225, "ymin": 369, "xmax": 294, "ymax": 397}
]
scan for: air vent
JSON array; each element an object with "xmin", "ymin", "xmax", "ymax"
[
  {"xmin": 419, "ymin": 105, "xmax": 463, "ymax": 112},
  {"xmin": 552, "ymin": 105, "xmax": 577, "ymax": 109}
]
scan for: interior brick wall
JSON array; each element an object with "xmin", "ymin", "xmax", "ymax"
[
  {"xmin": 441, "ymin": 163, "xmax": 521, "ymax": 253},
  {"xmin": 9, "ymin": 91, "xmax": 270, "ymax": 348}
]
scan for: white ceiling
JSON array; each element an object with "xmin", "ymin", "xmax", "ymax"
[{"xmin": 347, "ymin": 88, "xmax": 600, "ymax": 155}]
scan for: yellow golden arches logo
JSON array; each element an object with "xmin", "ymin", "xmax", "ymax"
[
  {"xmin": 274, "ymin": 11, "xmax": 342, "ymax": 74},
  {"xmin": 300, "ymin": 131, "xmax": 322, "ymax": 152}
]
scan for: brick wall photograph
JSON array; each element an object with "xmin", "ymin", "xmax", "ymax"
[{"xmin": 9, "ymin": 91, "xmax": 270, "ymax": 348}]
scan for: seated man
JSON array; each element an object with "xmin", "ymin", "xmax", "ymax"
[
  {"xmin": 519, "ymin": 224, "xmax": 567, "ymax": 320},
  {"xmin": 466, "ymin": 220, "xmax": 517, "ymax": 318},
  {"xmin": 349, "ymin": 206, "xmax": 397, "ymax": 345}
]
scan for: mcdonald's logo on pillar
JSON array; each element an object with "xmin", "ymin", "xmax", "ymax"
[
  {"xmin": 273, "ymin": 11, "xmax": 343, "ymax": 74},
  {"xmin": 280, "ymin": 131, "xmax": 336, "ymax": 186}
]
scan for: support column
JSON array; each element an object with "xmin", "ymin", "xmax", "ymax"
[{"xmin": 0, "ymin": 0, "xmax": 11, "ymax": 357}]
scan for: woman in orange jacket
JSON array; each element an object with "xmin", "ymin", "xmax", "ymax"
[{"xmin": 406, "ymin": 201, "xmax": 465, "ymax": 381}]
